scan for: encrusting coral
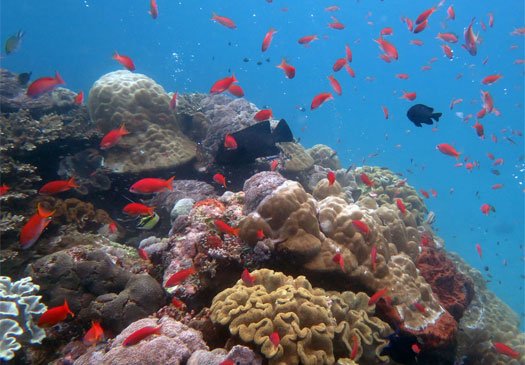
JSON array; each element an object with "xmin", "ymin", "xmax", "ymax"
[
  {"xmin": 210, "ymin": 268, "xmax": 391, "ymax": 365},
  {"xmin": 0, "ymin": 276, "xmax": 47, "ymax": 361}
]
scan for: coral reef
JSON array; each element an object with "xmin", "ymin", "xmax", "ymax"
[
  {"xmin": 187, "ymin": 345, "xmax": 263, "ymax": 365},
  {"xmin": 210, "ymin": 269, "xmax": 391, "ymax": 365},
  {"xmin": 306, "ymin": 144, "xmax": 341, "ymax": 170},
  {"xmin": 278, "ymin": 142, "xmax": 315, "ymax": 173},
  {"xmin": 26, "ymin": 245, "xmax": 164, "ymax": 334},
  {"xmin": 87, "ymin": 71, "xmax": 196, "ymax": 173},
  {"xmin": 74, "ymin": 317, "xmax": 208, "ymax": 365},
  {"xmin": 148, "ymin": 179, "xmax": 217, "ymax": 215},
  {"xmin": 0, "ymin": 276, "xmax": 47, "ymax": 361}
]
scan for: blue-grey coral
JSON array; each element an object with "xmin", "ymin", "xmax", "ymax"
[{"xmin": 0, "ymin": 276, "xmax": 47, "ymax": 361}]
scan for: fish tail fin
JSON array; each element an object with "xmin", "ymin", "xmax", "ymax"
[
  {"xmin": 232, "ymin": 228, "xmax": 240, "ymax": 236},
  {"xmin": 68, "ymin": 177, "xmax": 80, "ymax": 188},
  {"xmin": 37, "ymin": 203, "xmax": 55, "ymax": 218},
  {"xmin": 211, "ymin": 12, "xmax": 217, "ymax": 20},
  {"xmin": 272, "ymin": 119, "xmax": 294, "ymax": 143},
  {"xmin": 154, "ymin": 325, "xmax": 163, "ymax": 334},
  {"xmin": 113, "ymin": 51, "xmax": 119, "ymax": 59},
  {"xmin": 54, "ymin": 71, "xmax": 65, "ymax": 85},
  {"xmin": 432, "ymin": 112, "xmax": 442, "ymax": 122},
  {"xmin": 166, "ymin": 176, "xmax": 175, "ymax": 190},
  {"xmin": 64, "ymin": 299, "xmax": 75, "ymax": 317},
  {"xmin": 119, "ymin": 123, "xmax": 130, "ymax": 135}
]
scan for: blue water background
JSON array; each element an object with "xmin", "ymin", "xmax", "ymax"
[{"xmin": 2, "ymin": 1, "xmax": 524, "ymax": 329}]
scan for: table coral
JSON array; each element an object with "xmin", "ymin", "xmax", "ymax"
[
  {"xmin": 210, "ymin": 269, "xmax": 391, "ymax": 365},
  {"xmin": 0, "ymin": 276, "xmax": 47, "ymax": 361}
]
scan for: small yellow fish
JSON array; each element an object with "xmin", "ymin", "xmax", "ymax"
[{"xmin": 5, "ymin": 30, "xmax": 24, "ymax": 55}]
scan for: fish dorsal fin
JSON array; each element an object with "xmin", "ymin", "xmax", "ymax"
[{"xmin": 272, "ymin": 119, "xmax": 293, "ymax": 143}]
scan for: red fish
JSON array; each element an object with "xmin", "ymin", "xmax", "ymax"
[
  {"xmin": 480, "ymin": 203, "xmax": 495, "ymax": 215},
  {"xmin": 409, "ymin": 39, "xmax": 424, "ymax": 46},
  {"xmin": 420, "ymin": 189, "xmax": 429, "ymax": 198},
  {"xmin": 380, "ymin": 27, "xmax": 393, "ymax": 36},
  {"xmin": 138, "ymin": 248, "xmax": 149, "ymax": 261},
  {"xmin": 227, "ymin": 84, "xmax": 244, "ymax": 97},
  {"xmin": 122, "ymin": 325, "xmax": 162, "ymax": 346},
  {"xmin": 413, "ymin": 20, "xmax": 429, "ymax": 34},
  {"xmin": 327, "ymin": 171, "xmax": 336, "ymax": 185},
  {"xmin": 332, "ymin": 58, "xmax": 347, "ymax": 72},
  {"xmin": 350, "ymin": 334, "xmax": 359, "ymax": 359},
  {"xmin": 276, "ymin": 58, "xmax": 295, "ymax": 79},
  {"xmin": 482, "ymin": 74, "xmax": 503, "ymax": 85},
  {"xmin": 477, "ymin": 108, "xmax": 487, "ymax": 119},
  {"xmin": 261, "ymin": 28, "xmax": 277, "ymax": 52},
  {"xmin": 241, "ymin": 268, "xmax": 255, "ymax": 286},
  {"xmin": 413, "ymin": 302, "xmax": 426, "ymax": 314},
  {"xmin": 443, "ymin": 45, "xmax": 454, "ymax": 59},
  {"xmin": 328, "ymin": 16, "xmax": 345, "ymax": 30},
  {"xmin": 436, "ymin": 32, "xmax": 458, "ymax": 43},
  {"xmin": 488, "ymin": 13, "xmax": 494, "ymax": 27},
  {"xmin": 475, "ymin": 243, "xmax": 482, "ymax": 258},
  {"xmin": 396, "ymin": 198, "xmax": 406, "ymax": 215},
  {"xmin": 381, "ymin": 105, "xmax": 389, "ymax": 119},
  {"xmin": 415, "ymin": 7, "xmax": 435, "ymax": 25},
  {"xmin": 171, "ymin": 297, "xmax": 186, "ymax": 310},
  {"xmin": 113, "ymin": 52, "xmax": 135, "ymax": 71},
  {"xmin": 256, "ymin": 229, "xmax": 265, "ymax": 240},
  {"xmin": 214, "ymin": 219, "xmax": 239, "ymax": 236},
  {"xmin": 447, "ymin": 6, "xmax": 455, "ymax": 20},
  {"xmin": 298, "ymin": 35, "xmax": 318, "ymax": 45},
  {"xmin": 39, "ymin": 177, "xmax": 79, "ymax": 195},
  {"xmin": 404, "ymin": 17, "xmax": 414, "ymax": 32},
  {"xmin": 219, "ymin": 360, "xmax": 235, "ymax": 365},
  {"xmin": 149, "ymin": 0, "xmax": 158, "ymax": 19},
  {"xmin": 491, "ymin": 183, "xmax": 503, "ymax": 190},
  {"xmin": 368, "ymin": 288, "xmax": 388, "ymax": 305},
  {"xmin": 328, "ymin": 75, "xmax": 342, "ymax": 96},
  {"xmin": 169, "ymin": 92, "xmax": 178, "ymax": 111},
  {"xmin": 344, "ymin": 65, "xmax": 355, "ymax": 78},
  {"xmin": 224, "ymin": 134, "xmax": 238, "ymax": 150},
  {"xmin": 396, "ymin": 73, "xmax": 409, "ymax": 79},
  {"xmin": 165, "ymin": 267, "xmax": 197, "ymax": 287},
  {"xmin": 269, "ymin": 332, "xmax": 280, "ymax": 347},
  {"xmin": 254, "ymin": 109, "xmax": 273, "ymax": 121},
  {"xmin": 352, "ymin": 219, "xmax": 370, "ymax": 236},
  {"xmin": 462, "ymin": 18, "xmax": 479, "ymax": 56},
  {"xmin": 123, "ymin": 202, "xmax": 155, "ymax": 217},
  {"xmin": 430, "ymin": 189, "xmax": 438, "ymax": 198},
  {"xmin": 345, "ymin": 44, "xmax": 353, "ymax": 62},
  {"xmin": 310, "ymin": 92, "xmax": 333, "ymax": 110},
  {"xmin": 412, "ymin": 343, "xmax": 421, "ymax": 354},
  {"xmin": 74, "ymin": 91, "xmax": 84, "ymax": 105},
  {"xmin": 129, "ymin": 176, "xmax": 175, "ymax": 194},
  {"xmin": 332, "ymin": 252, "xmax": 344, "ymax": 270},
  {"xmin": 359, "ymin": 173, "xmax": 374, "ymax": 187},
  {"xmin": 108, "ymin": 220, "xmax": 118, "ymax": 234},
  {"xmin": 213, "ymin": 173, "xmax": 227, "ymax": 188},
  {"xmin": 401, "ymin": 91, "xmax": 416, "ymax": 101},
  {"xmin": 325, "ymin": 5, "xmax": 340, "ymax": 12},
  {"xmin": 100, "ymin": 124, "xmax": 129, "ymax": 150},
  {"xmin": 20, "ymin": 204, "xmax": 54, "ymax": 249},
  {"xmin": 210, "ymin": 74, "xmax": 237, "ymax": 94},
  {"xmin": 26, "ymin": 71, "xmax": 65, "ymax": 98},
  {"xmin": 449, "ymin": 98, "xmax": 462, "ymax": 110},
  {"xmin": 0, "ymin": 184, "xmax": 10, "ymax": 196},
  {"xmin": 375, "ymin": 37, "xmax": 398, "ymax": 60},
  {"xmin": 211, "ymin": 13, "xmax": 236, "ymax": 29},
  {"xmin": 493, "ymin": 158, "xmax": 504, "ymax": 166},
  {"xmin": 38, "ymin": 299, "xmax": 74, "ymax": 327},
  {"xmin": 270, "ymin": 159, "xmax": 279, "ymax": 171},
  {"xmin": 492, "ymin": 342, "xmax": 520, "ymax": 359},
  {"xmin": 436, "ymin": 143, "xmax": 460, "ymax": 159},
  {"xmin": 473, "ymin": 121, "xmax": 484, "ymax": 138},
  {"xmin": 83, "ymin": 321, "xmax": 105, "ymax": 346},
  {"xmin": 370, "ymin": 245, "xmax": 377, "ymax": 271}
]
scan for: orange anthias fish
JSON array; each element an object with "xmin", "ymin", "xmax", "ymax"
[
  {"xmin": 149, "ymin": 0, "xmax": 158, "ymax": 19},
  {"xmin": 462, "ymin": 18, "xmax": 479, "ymax": 56},
  {"xmin": 214, "ymin": 219, "xmax": 239, "ymax": 236},
  {"xmin": 375, "ymin": 37, "xmax": 398, "ymax": 60},
  {"xmin": 100, "ymin": 124, "xmax": 129, "ymax": 150},
  {"xmin": 165, "ymin": 267, "xmax": 197, "ymax": 287},
  {"xmin": 413, "ymin": 302, "xmax": 426, "ymax": 314},
  {"xmin": 436, "ymin": 32, "xmax": 458, "ymax": 43},
  {"xmin": 370, "ymin": 245, "xmax": 377, "ymax": 271},
  {"xmin": 352, "ymin": 219, "xmax": 370, "ymax": 236},
  {"xmin": 123, "ymin": 202, "xmax": 155, "ymax": 217},
  {"xmin": 122, "ymin": 325, "xmax": 162, "ymax": 346},
  {"xmin": 241, "ymin": 268, "xmax": 255, "ymax": 286},
  {"xmin": 20, "ymin": 203, "xmax": 55, "ymax": 250},
  {"xmin": 210, "ymin": 74, "xmax": 238, "ymax": 94},
  {"xmin": 298, "ymin": 35, "xmax": 318, "ymax": 45},
  {"xmin": 359, "ymin": 173, "xmax": 374, "ymax": 187},
  {"xmin": 224, "ymin": 134, "xmax": 238, "ymax": 150},
  {"xmin": 332, "ymin": 58, "xmax": 347, "ymax": 72},
  {"xmin": 368, "ymin": 288, "xmax": 388, "ymax": 305},
  {"xmin": 401, "ymin": 91, "xmax": 417, "ymax": 101},
  {"xmin": 171, "ymin": 297, "xmax": 186, "ymax": 310},
  {"xmin": 415, "ymin": 7, "xmax": 435, "ymax": 25},
  {"xmin": 332, "ymin": 252, "xmax": 344, "ymax": 270},
  {"xmin": 328, "ymin": 16, "xmax": 345, "ymax": 30},
  {"xmin": 327, "ymin": 171, "xmax": 336, "ymax": 185},
  {"xmin": 0, "ymin": 184, "xmax": 10, "ymax": 196},
  {"xmin": 349, "ymin": 334, "xmax": 359, "ymax": 359},
  {"xmin": 345, "ymin": 44, "xmax": 353, "ymax": 62},
  {"xmin": 475, "ymin": 243, "xmax": 482, "ymax": 259},
  {"xmin": 492, "ymin": 342, "xmax": 520, "ymax": 359},
  {"xmin": 74, "ymin": 91, "xmax": 84, "ymax": 105},
  {"xmin": 473, "ymin": 121, "xmax": 485, "ymax": 139},
  {"xmin": 211, "ymin": 13, "xmax": 236, "ymax": 29},
  {"xmin": 413, "ymin": 20, "xmax": 428, "ymax": 34},
  {"xmin": 254, "ymin": 109, "xmax": 273, "ymax": 121},
  {"xmin": 328, "ymin": 75, "xmax": 342, "ymax": 96},
  {"xmin": 442, "ymin": 44, "xmax": 453, "ymax": 59},
  {"xmin": 261, "ymin": 28, "xmax": 277, "ymax": 52},
  {"xmin": 482, "ymin": 74, "xmax": 503, "ymax": 85},
  {"xmin": 269, "ymin": 331, "xmax": 280, "ymax": 347},
  {"xmin": 213, "ymin": 173, "xmax": 227, "ymax": 188},
  {"xmin": 138, "ymin": 248, "xmax": 149, "ymax": 261},
  {"xmin": 83, "ymin": 321, "xmax": 105, "ymax": 346},
  {"xmin": 480, "ymin": 203, "xmax": 495, "ymax": 215},
  {"xmin": 227, "ymin": 84, "xmax": 244, "ymax": 97},
  {"xmin": 169, "ymin": 92, "xmax": 178, "ymax": 111},
  {"xmin": 396, "ymin": 198, "xmax": 406, "ymax": 215},
  {"xmin": 129, "ymin": 176, "xmax": 175, "ymax": 194},
  {"xmin": 26, "ymin": 71, "xmax": 65, "ymax": 98},
  {"xmin": 381, "ymin": 105, "xmax": 389, "ymax": 120},
  {"xmin": 310, "ymin": 92, "xmax": 333, "ymax": 110},
  {"xmin": 38, "ymin": 299, "xmax": 74, "ymax": 327},
  {"xmin": 436, "ymin": 143, "xmax": 460, "ymax": 159},
  {"xmin": 447, "ymin": 6, "xmax": 455, "ymax": 20},
  {"xmin": 270, "ymin": 159, "xmax": 279, "ymax": 171},
  {"xmin": 113, "ymin": 52, "xmax": 135, "ymax": 71},
  {"xmin": 39, "ymin": 177, "xmax": 79, "ymax": 195},
  {"xmin": 345, "ymin": 64, "xmax": 355, "ymax": 78},
  {"xmin": 276, "ymin": 59, "xmax": 295, "ymax": 79}
]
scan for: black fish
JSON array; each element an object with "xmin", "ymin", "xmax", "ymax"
[
  {"xmin": 407, "ymin": 104, "xmax": 442, "ymax": 127},
  {"xmin": 215, "ymin": 119, "xmax": 293, "ymax": 164},
  {"xmin": 18, "ymin": 72, "xmax": 32, "ymax": 86}
]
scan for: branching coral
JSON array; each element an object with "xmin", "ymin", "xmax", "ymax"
[{"xmin": 0, "ymin": 276, "xmax": 46, "ymax": 361}]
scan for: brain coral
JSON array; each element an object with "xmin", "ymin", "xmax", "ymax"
[
  {"xmin": 87, "ymin": 70, "xmax": 195, "ymax": 173},
  {"xmin": 210, "ymin": 269, "xmax": 391, "ymax": 365},
  {"xmin": 0, "ymin": 276, "xmax": 46, "ymax": 361}
]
